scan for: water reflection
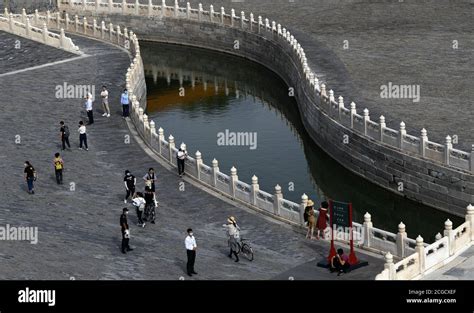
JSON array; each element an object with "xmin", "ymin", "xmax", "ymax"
[{"xmin": 141, "ymin": 41, "xmax": 461, "ymax": 241}]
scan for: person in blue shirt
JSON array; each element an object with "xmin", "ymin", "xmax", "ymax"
[{"xmin": 121, "ymin": 89, "xmax": 130, "ymax": 118}]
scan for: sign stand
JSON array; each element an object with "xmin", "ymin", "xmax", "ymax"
[{"xmin": 327, "ymin": 200, "xmax": 358, "ymax": 265}]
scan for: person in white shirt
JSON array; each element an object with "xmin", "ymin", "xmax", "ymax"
[
  {"xmin": 84, "ymin": 93, "xmax": 94, "ymax": 124},
  {"xmin": 185, "ymin": 228, "xmax": 197, "ymax": 277},
  {"xmin": 132, "ymin": 192, "xmax": 146, "ymax": 227},
  {"xmin": 223, "ymin": 216, "xmax": 241, "ymax": 262},
  {"xmin": 78, "ymin": 121, "xmax": 88, "ymax": 151},
  {"xmin": 176, "ymin": 143, "xmax": 188, "ymax": 177},
  {"xmin": 100, "ymin": 86, "xmax": 110, "ymax": 117}
]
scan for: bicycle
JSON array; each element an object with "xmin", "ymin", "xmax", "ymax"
[{"xmin": 236, "ymin": 238, "xmax": 254, "ymax": 261}]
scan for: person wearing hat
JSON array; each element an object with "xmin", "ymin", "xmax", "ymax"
[
  {"xmin": 305, "ymin": 200, "xmax": 316, "ymax": 239},
  {"xmin": 185, "ymin": 228, "xmax": 198, "ymax": 276},
  {"xmin": 120, "ymin": 208, "xmax": 133, "ymax": 254},
  {"xmin": 316, "ymin": 201, "xmax": 329, "ymax": 240},
  {"xmin": 176, "ymin": 143, "xmax": 188, "ymax": 177},
  {"xmin": 223, "ymin": 216, "xmax": 241, "ymax": 262}
]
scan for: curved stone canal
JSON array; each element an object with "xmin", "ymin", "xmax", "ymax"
[{"xmin": 142, "ymin": 41, "xmax": 461, "ymax": 240}]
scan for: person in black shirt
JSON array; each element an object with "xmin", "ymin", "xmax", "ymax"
[
  {"xmin": 142, "ymin": 168, "xmax": 157, "ymax": 192},
  {"xmin": 120, "ymin": 208, "xmax": 133, "ymax": 254},
  {"xmin": 59, "ymin": 121, "xmax": 71, "ymax": 150},
  {"xmin": 123, "ymin": 170, "xmax": 136, "ymax": 204},
  {"xmin": 23, "ymin": 161, "xmax": 37, "ymax": 194},
  {"xmin": 143, "ymin": 181, "xmax": 156, "ymax": 224}
]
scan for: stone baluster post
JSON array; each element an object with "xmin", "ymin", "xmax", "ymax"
[
  {"xmin": 313, "ymin": 76, "xmax": 319, "ymax": 93},
  {"xmin": 101, "ymin": 21, "xmax": 106, "ymax": 39},
  {"xmin": 4, "ymin": 8, "xmax": 8, "ymax": 17},
  {"xmin": 147, "ymin": 120, "xmax": 155, "ymax": 147},
  {"xmin": 83, "ymin": 17, "xmax": 88, "ymax": 34},
  {"xmin": 21, "ymin": 8, "xmax": 26, "ymax": 24},
  {"xmin": 95, "ymin": 0, "xmax": 100, "ymax": 11},
  {"xmin": 258, "ymin": 16, "xmax": 262, "ymax": 33},
  {"xmin": 195, "ymin": 151, "xmax": 203, "ymax": 180},
  {"xmin": 300, "ymin": 193, "xmax": 308, "ymax": 225},
  {"xmin": 350, "ymin": 102, "xmax": 357, "ymax": 129},
  {"xmin": 220, "ymin": 7, "xmax": 225, "ymax": 24},
  {"xmin": 265, "ymin": 18, "xmax": 269, "ymax": 31},
  {"xmin": 168, "ymin": 135, "xmax": 175, "ymax": 164},
  {"xmin": 415, "ymin": 235, "xmax": 425, "ymax": 274},
  {"xmin": 445, "ymin": 135, "xmax": 452, "ymax": 165},
  {"xmin": 363, "ymin": 108, "xmax": 370, "ymax": 136},
  {"xmin": 420, "ymin": 128, "xmax": 428, "ymax": 157},
  {"xmin": 186, "ymin": 2, "xmax": 191, "ymax": 19},
  {"xmin": 108, "ymin": 0, "xmax": 113, "ymax": 11},
  {"xmin": 135, "ymin": 0, "xmax": 140, "ymax": 15},
  {"xmin": 250, "ymin": 175, "xmax": 259, "ymax": 206},
  {"xmin": 46, "ymin": 10, "xmax": 51, "ymax": 27},
  {"xmin": 320, "ymin": 84, "xmax": 327, "ymax": 105},
  {"xmin": 362, "ymin": 212, "xmax": 373, "ymax": 248},
  {"xmin": 148, "ymin": 0, "xmax": 153, "ymax": 17},
  {"xmin": 174, "ymin": 0, "xmax": 179, "ymax": 18},
  {"xmin": 337, "ymin": 96, "xmax": 344, "ymax": 120},
  {"xmin": 230, "ymin": 166, "xmax": 238, "ymax": 197},
  {"xmin": 60, "ymin": 28, "xmax": 67, "ymax": 48},
  {"xmin": 83, "ymin": 0, "xmax": 87, "ymax": 11},
  {"xmin": 396, "ymin": 222, "xmax": 407, "ymax": 258},
  {"xmin": 230, "ymin": 9, "xmax": 235, "ymax": 27},
  {"xmin": 74, "ymin": 15, "xmax": 79, "ymax": 32},
  {"xmin": 210, "ymin": 5, "xmax": 214, "ymax": 23},
  {"xmin": 273, "ymin": 184, "xmax": 282, "ymax": 216},
  {"xmin": 117, "ymin": 25, "xmax": 122, "ymax": 44},
  {"xmin": 444, "ymin": 219, "xmax": 454, "ymax": 256},
  {"xmin": 34, "ymin": 9, "xmax": 39, "ymax": 25},
  {"xmin": 249, "ymin": 13, "xmax": 254, "ymax": 31},
  {"xmin": 329, "ymin": 89, "xmax": 335, "ymax": 104},
  {"xmin": 399, "ymin": 121, "xmax": 406, "ymax": 150},
  {"xmin": 198, "ymin": 3, "xmax": 203, "ymax": 21},
  {"xmin": 156, "ymin": 127, "xmax": 164, "ymax": 154},
  {"xmin": 109, "ymin": 22, "xmax": 114, "ymax": 41},
  {"xmin": 160, "ymin": 0, "xmax": 166, "ymax": 18},
  {"xmin": 24, "ymin": 18, "xmax": 31, "ymax": 38},
  {"xmin": 122, "ymin": 0, "xmax": 127, "ymax": 15},
  {"xmin": 466, "ymin": 204, "xmax": 474, "ymax": 241},
  {"xmin": 272, "ymin": 21, "xmax": 276, "ymax": 32},
  {"xmin": 8, "ymin": 13, "xmax": 13, "ymax": 32},
  {"xmin": 42, "ymin": 23, "xmax": 48, "ymax": 44},
  {"xmin": 379, "ymin": 115, "xmax": 386, "ymax": 142},
  {"xmin": 211, "ymin": 159, "xmax": 219, "ymax": 187},
  {"xmin": 384, "ymin": 252, "xmax": 396, "ymax": 280},
  {"xmin": 65, "ymin": 13, "xmax": 70, "ymax": 30}
]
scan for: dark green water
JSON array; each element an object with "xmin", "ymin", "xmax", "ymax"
[{"xmin": 141, "ymin": 41, "xmax": 462, "ymax": 241}]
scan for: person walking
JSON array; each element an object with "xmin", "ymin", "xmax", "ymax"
[
  {"xmin": 53, "ymin": 153, "xmax": 64, "ymax": 185},
  {"xmin": 100, "ymin": 86, "xmax": 110, "ymax": 118},
  {"xmin": 120, "ymin": 208, "xmax": 133, "ymax": 254},
  {"xmin": 177, "ymin": 143, "xmax": 188, "ymax": 177},
  {"xmin": 316, "ymin": 201, "xmax": 329, "ymax": 240},
  {"xmin": 132, "ymin": 192, "xmax": 146, "ymax": 227},
  {"xmin": 123, "ymin": 170, "xmax": 136, "ymax": 203},
  {"xmin": 78, "ymin": 121, "xmax": 88, "ymax": 151},
  {"xmin": 185, "ymin": 228, "xmax": 198, "ymax": 277},
  {"xmin": 305, "ymin": 200, "xmax": 316, "ymax": 239},
  {"xmin": 24, "ymin": 161, "xmax": 37, "ymax": 194},
  {"xmin": 143, "ymin": 180, "xmax": 156, "ymax": 224},
  {"xmin": 59, "ymin": 121, "xmax": 71, "ymax": 150},
  {"xmin": 223, "ymin": 216, "xmax": 241, "ymax": 262},
  {"xmin": 142, "ymin": 168, "xmax": 157, "ymax": 192},
  {"xmin": 121, "ymin": 89, "xmax": 130, "ymax": 118},
  {"xmin": 84, "ymin": 93, "xmax": 94, "ymax": 125}
]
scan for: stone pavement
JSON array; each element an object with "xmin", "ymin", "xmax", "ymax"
[
  {"xmin": 0, "ymin": 32, "xmax": 384, "ymax": 280},
  {"xmin": 422, "ymin": 244, "xmax": 474, "ymax": 280},
  {"xmin": 184, "ymin": 0, "xmax": 474, "ymax": 150}
]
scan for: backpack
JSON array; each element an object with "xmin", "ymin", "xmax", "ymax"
[
  {"xmin": 54, "ymin": 159, "xmax": 63, "ymax": 170},
  {"xmin": 64, "ymin": 125, "xmax": 70, "ymax": 137}
]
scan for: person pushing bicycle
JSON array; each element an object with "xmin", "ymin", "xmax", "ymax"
[{"xmin": 223, "ymin": 216, "xmax": 241, "ymax": 262}]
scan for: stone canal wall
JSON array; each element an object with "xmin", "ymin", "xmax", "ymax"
[
  {"xmin": 1, "ymin": 0, "xmax": 56, "ymax": 13},
  {"xmin": 55, "ymin": 0, "xmax": 474, "ymax": 217}
]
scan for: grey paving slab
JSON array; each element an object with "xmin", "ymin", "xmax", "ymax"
[{"xmin": 0, "ymin": 33, "xmax": 384, "ymax": 280}]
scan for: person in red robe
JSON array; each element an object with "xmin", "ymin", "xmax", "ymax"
[{"xmin": 316, "ymin": 201, "xmax": 329, "ymax": 239}]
